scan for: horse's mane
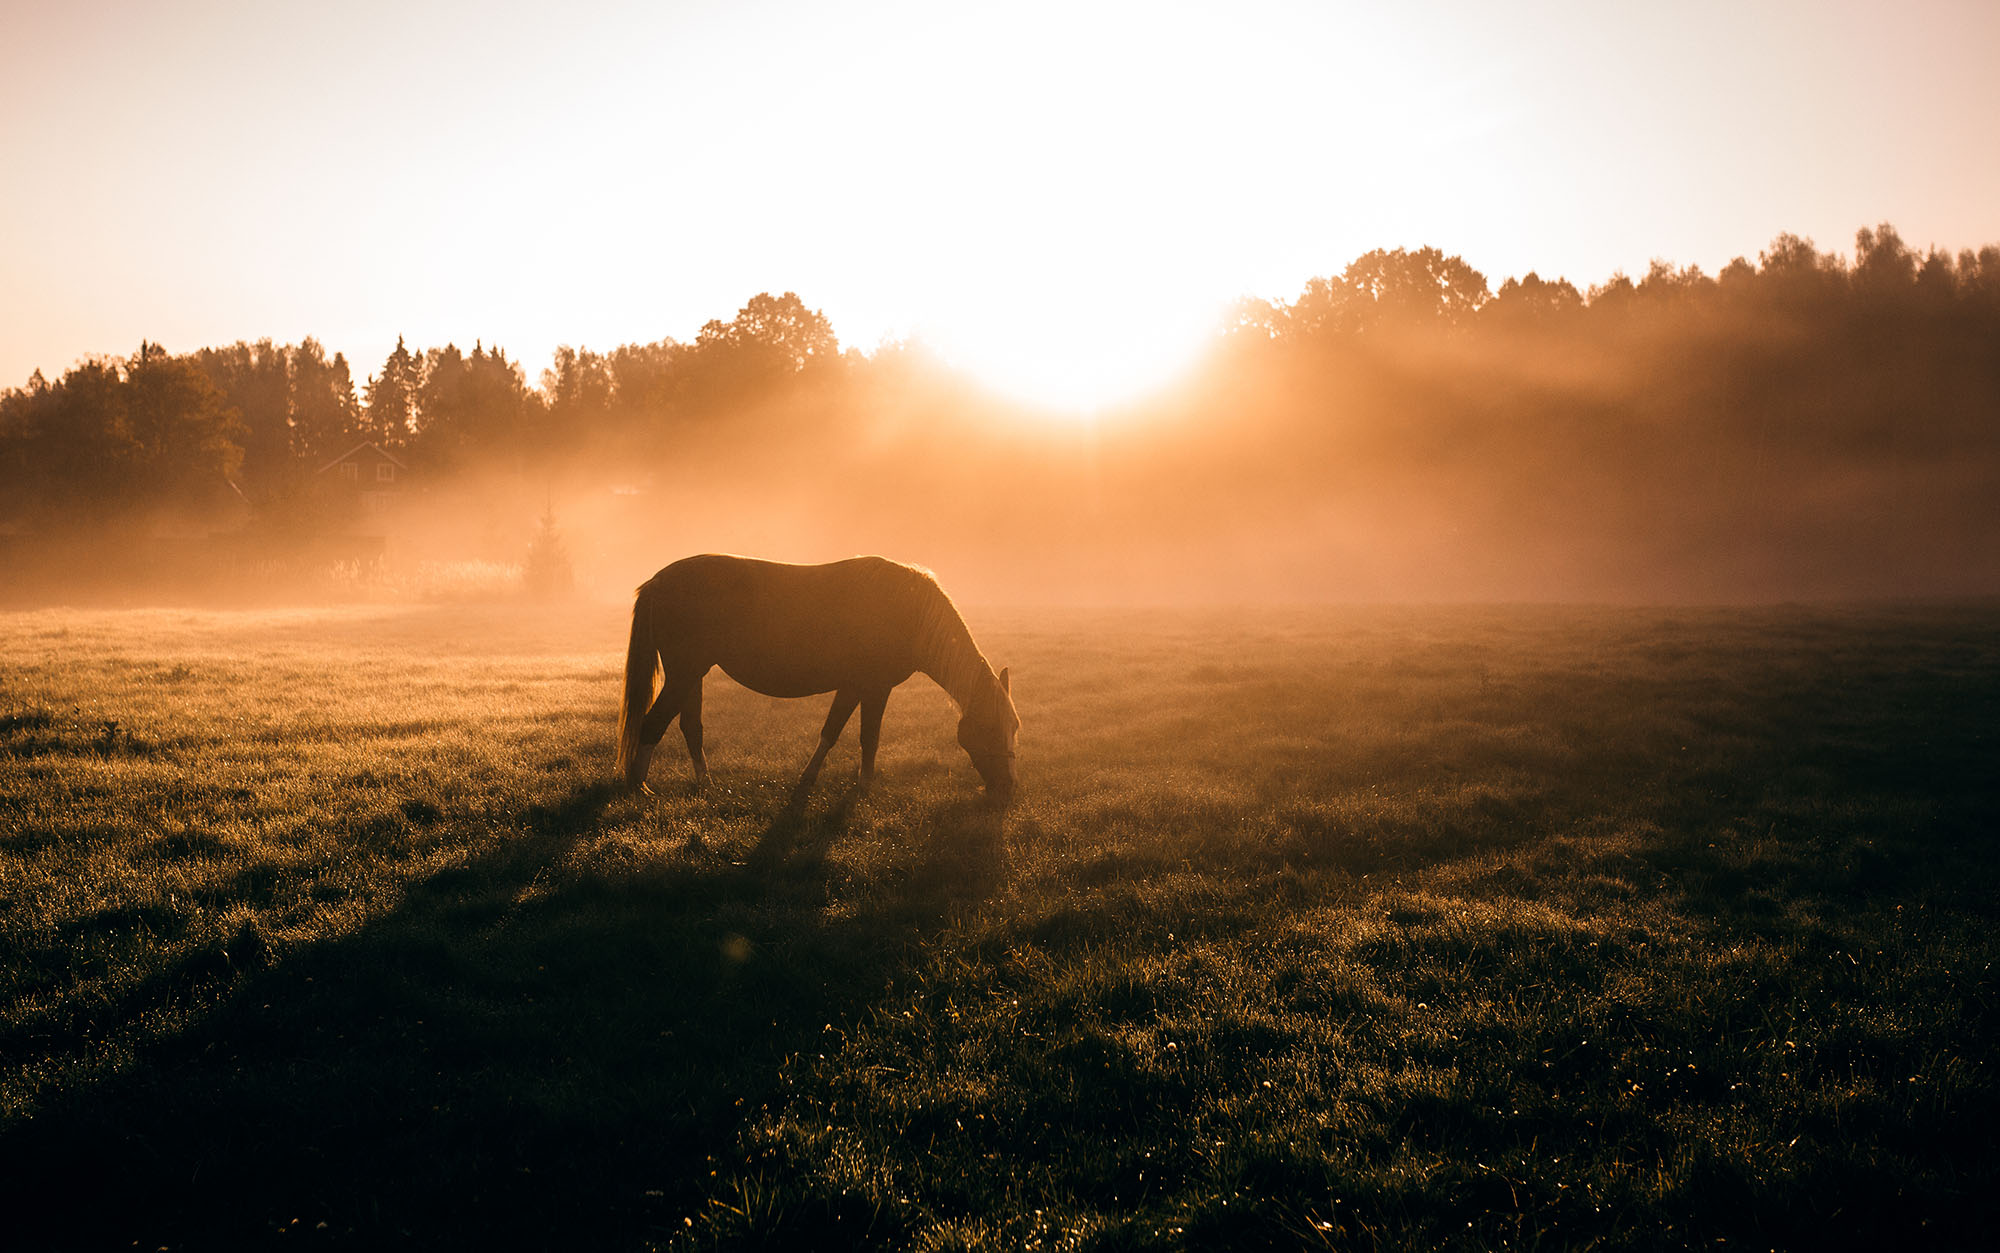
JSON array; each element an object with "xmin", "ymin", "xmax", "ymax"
[{"xmin": 903, "ymin": 562, "xmax": 993, "ymax": 708}]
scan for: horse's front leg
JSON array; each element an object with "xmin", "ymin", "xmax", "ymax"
[
  {"xmin": 857, "ymin": 688, "xmax": 890, "ymax": 786},
  {"xmin": 799, "ymin": 689, "xmax": 861, "ymax": 788}
]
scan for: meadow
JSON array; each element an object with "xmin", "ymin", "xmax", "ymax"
[{"xmin": 0, "ymin": 599, "xmax": 1993, "ymax": 1251}]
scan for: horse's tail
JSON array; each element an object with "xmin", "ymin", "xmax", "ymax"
[{"xmin": 615, "ymin": 581, "xmax": 659, "ymax": 784}]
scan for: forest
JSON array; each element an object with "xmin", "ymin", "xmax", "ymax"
[{"xmin": 3, "ymin": 224, "xmax": 1998, "ymax": 603}]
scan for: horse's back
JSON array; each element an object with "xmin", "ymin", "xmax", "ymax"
[
  {"xmin": 646, "ymin": 554, "xmax": 918, "ymax": 620},
  {"xmin": 651, "ymin": 552, "xmax": 904, "ymax": 589},
  {"xmin": 642, "ymin": 555, "xmax": 930, "ymax": 697}
]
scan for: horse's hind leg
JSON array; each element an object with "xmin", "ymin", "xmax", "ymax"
[
  {"xmin": 679, "ymin": 677, "xmax": 707, "ymax": 788},
  {"xmin": 857, "ymin": 688, "xmax": 889, "ymax": 785},
  {"xmin": 636, "ymin": 667, "xmax": 703, "ymax": 792},
  {"xmin": 799, "ymin": 688, "xmax": 861, "ymax": 788}
]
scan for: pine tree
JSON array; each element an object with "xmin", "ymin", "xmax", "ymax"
[
  {"xmin": 363, "ymin": 336, "xmax": 420, "ymax": 450},
  {"xmin": 523, "ymin": 501, "xmax": 574, "ymax": 600},
  {"xmin": 290, "ymin": 339, "xmax": 362, "ymax": 465}
]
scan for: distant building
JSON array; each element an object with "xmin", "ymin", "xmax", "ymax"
[{"xmin": 316, "ymin": 442, "xmax": 408, "ymax": 522}]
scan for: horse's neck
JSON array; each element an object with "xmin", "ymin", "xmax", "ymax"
[{"xmin": 916, "ymin": 592, "xmax": 990, "ymax": 711}]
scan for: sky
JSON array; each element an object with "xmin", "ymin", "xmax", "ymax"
[{"xmin": 4, "ymin": 0, "xmax": 1998, "ymax": 410}]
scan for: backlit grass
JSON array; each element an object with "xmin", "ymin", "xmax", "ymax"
[{"xmin": 1, "ymin": 602, "xmax": 1994, "ymax": 1250}]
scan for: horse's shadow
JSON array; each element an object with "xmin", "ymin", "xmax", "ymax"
[
  {"xmin": 747, "ymin": 778, "xmax": 865, "ymax": 872},
  {"xmin": 904, "ymin": 794, "xmax": 1010, "ymax": 904},
  {"xmin": 2, "ymin": 776, "xmax": 1001, "ymax": 1252},
  {"xmin": 743, "ymin": 779, "xmax": 1009, "ymax": 907}
]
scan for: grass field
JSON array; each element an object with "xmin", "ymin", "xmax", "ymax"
[{"xmin": 1, "ymin": 600, "xmax": 1994, "ymax": 1251}]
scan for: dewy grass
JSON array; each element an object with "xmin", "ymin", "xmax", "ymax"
[{"xmin": 0, "ymin": 601, "xmax": 1993, "ymax": 1250}]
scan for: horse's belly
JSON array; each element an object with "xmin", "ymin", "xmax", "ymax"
[
  {"xmin": 717, "ymin": 659, "xmax": 836, "ymax": 699},
  {"xmin": 716, "ymin": 651, "xmax": 910, "ymax": 700}
]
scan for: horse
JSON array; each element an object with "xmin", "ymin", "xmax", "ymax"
[{"xmin": 616, "ymin": 555, "xmax": 1019, "ymax": 805}]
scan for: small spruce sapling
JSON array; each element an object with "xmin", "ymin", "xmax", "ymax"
[{"xmin": 523, "ymin": 502, "xmax": 575, "ymax": 600}]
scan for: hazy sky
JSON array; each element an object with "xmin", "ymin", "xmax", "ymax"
[{"xmin": 4, "ymin": 0, "xmax": 1997, "ymax": 408}]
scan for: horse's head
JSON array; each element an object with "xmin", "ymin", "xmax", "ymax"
[{"xmin": 957, "ymin": 666, "xmax": 1019, "ymax": 807}]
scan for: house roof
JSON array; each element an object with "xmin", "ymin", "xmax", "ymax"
[{"xmin": 317, "ymin": 441, "xmax": 409, "ymax": 474}]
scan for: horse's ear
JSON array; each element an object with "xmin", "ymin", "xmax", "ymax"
[{"xmin": 999, "ymin": 667, "xmax": 1010, "ymax": 693}]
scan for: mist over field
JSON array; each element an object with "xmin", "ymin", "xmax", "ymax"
[{"xmin": 5, "ymin": 228, "xmax": 1999, "ymax": 607}]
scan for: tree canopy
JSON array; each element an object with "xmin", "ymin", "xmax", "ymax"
[{"xmin": 3, "ymin": 227, "xmax": 1999, "ymax": 579}]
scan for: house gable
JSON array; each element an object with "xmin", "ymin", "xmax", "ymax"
[{"xmin": 317, "ymin": 442, "xmax": 409, "ymax": 487}]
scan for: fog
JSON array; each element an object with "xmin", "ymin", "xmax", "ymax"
[{"xmin": 5, "ymin": 234, "xmax": 1998, "ymax": 609}]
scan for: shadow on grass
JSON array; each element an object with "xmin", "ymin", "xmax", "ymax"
[
  {"xmin": 904, "ymin": 796, "xmax": 1010, "ymax": 910},
  {"xmin": 1, "ymin": 778, "xmax": 991, "ymax": 1251},
  {"xmin": 749, "ymin": 779, "xmax": 866, "ymax": 874}
]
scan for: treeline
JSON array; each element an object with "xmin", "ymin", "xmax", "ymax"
[
  {"xmin": 0, "ymin": 292, "xmax": 848, "ymax": 527},
  {"xmin": 3, "ymin": 224, "xmax": 1998, "ymax": 600},
  {"xmin": 1170, "ymin": 224, "xmax": 2000, "ymax": 599},
  {"xmin": 1229, "ymin": 224, "xmax": 2000, "ymax": 339}
]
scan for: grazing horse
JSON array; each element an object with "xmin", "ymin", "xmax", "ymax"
[{"xmin": 616, "ymin": 555, "xmax": 1020, "ymax": 804}]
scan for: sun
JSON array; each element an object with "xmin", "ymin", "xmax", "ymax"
[{"xmin": 919, "ymin": 294, "xmax": 1220, "ymax": 416}]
